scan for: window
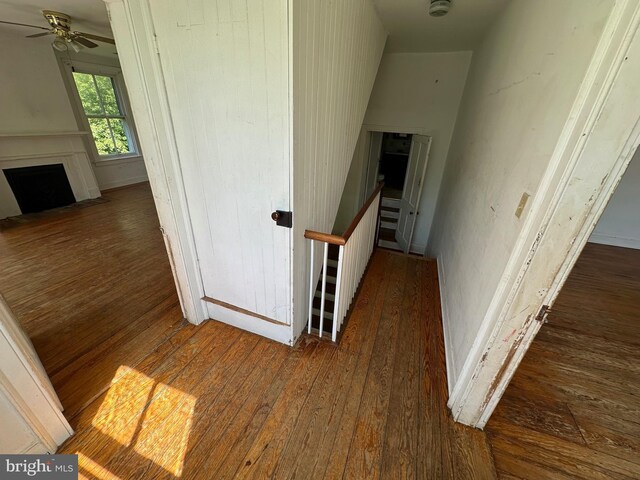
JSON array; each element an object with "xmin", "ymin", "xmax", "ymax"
[{"xmin": 72, "ymin": 72, "xmax": 135, "ymax": 157}]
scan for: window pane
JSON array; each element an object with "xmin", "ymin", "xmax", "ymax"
[
  {"xmin": 88, "ymin": 118, "xmax": 117, "ymax": 155},
  {"xmin": 109, "ymin": 119, "xmax": 132, "ymax": 154},
  {"xmin": 95, "ymin": 75, "xmax": 122, "ymax": 116},
  {"xmin": 73, "ymin": 72, "xmax": 103, "ymax": 115}
]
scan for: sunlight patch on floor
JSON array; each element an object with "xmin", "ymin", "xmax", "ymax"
[
  {"xmin": 77, "ymin": 453, "xmax": 122, "ymax": 480},
  {"xmin": 133, "ymin": 382, "xmax": 196, "ymax": 477},
  {"xmin": 90, "ymin": 365, "xmax": 196, "ymax": 477},
  {"xmin": 92, "ymin": 366, "xmax": 155, "ymax": 447}
]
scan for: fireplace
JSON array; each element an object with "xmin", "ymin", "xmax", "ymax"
[{"xmin": 3, "ymin": 164, "xmax": 76, "ymax": 215}]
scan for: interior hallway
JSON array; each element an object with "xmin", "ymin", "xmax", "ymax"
[
  {"xmin": 1, "ymin": 184, "xmax": 497, "ymax": 478},
  {"xmin": 487, "ymin": 242, "xmax": 640, "ymax": 479}
]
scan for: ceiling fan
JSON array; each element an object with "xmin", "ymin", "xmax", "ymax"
[{"xmin": 0, "ymin": 10, "xmax": 115, "ymax": 52}]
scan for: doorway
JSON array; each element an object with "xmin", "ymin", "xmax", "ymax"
[
  {"xmin": 486, "ymin": 149, "xmax": 640, "ymax": 476},
  {"xmin": 0, "ymin": 17, "xmax": 186, "ymax": 452},
  {"xmin": 366, "ymin": 131, "xmax": 432, "ymax": 253},
  {"xmin": 377, "ymin": 132, "xmax": 411, "ymax": 251}
]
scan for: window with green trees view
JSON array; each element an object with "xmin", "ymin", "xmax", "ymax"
[{"xmin": 72, "ymin": 72, "xmax": 134, "ymax": 157}]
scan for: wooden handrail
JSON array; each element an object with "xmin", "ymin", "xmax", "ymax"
[{"xmin": 304, "ymin": 182, "xmax": 384, "ymax": 245}]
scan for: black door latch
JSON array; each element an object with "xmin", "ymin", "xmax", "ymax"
[{"xmin": 271, "ymin": 210, "xmax": 292, "ymax": 228}]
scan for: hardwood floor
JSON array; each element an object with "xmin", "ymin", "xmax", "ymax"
[
  {"xmin": 1, "ymin": 183, "xmax": 496, "ymax": 478},
  {"xmin": 487, "ymin": 242, "xmax": 640, "ymax": 479}
]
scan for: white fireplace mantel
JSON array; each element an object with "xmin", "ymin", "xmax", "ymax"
[{"xmin": 0, "ymin": 132, "xmax": 100, "ymax": 219}]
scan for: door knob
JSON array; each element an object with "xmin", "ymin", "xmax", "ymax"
[{"xmin": 271, "ymin": 210, "xmax": 292, "ymax": 228}]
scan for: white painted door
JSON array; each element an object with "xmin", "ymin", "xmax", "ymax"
[
  {"xmin": 148, "ymin": 0, "xmax": 292, "ymax": 327},
  {"xmin": 396, "ymin": 135, "xmax": 432, "ymax": 253},
  {"xmin": 0, "ymin": 295, "xmax": 72, "ymax": 452}
]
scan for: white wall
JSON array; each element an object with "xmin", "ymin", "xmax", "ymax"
[
  {"xmin": 333, "ymin": 128, "xmax": 371, "ymax": 233},
  {"xmin": 428, "ymin": 0, "xmax": 614, "ymax": 390},
  {"xmin": 0, "ymin": 30, "xmax": 77, "ymax": 133},
  {"xmin": 590, "ymin": 146, "xmax": 640, "ymax": 249},
  {"xmin": 292, "ymin": 0, "xmax": 387, "ymax": 338},
  {"xmin": 0, "ymin": 28, "xmax": 146, "ymax": 198},
  {"xmin": 362, "ymin": 52, "xmax": 471, "ymax": 251}
]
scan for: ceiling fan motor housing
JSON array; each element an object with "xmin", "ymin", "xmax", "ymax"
[{"xmin": 42, "ymin": 10, "xmax": 72, "ymax": 32}]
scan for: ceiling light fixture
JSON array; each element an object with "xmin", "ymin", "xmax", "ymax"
[
  {"xmin": 429, "ymin": 0, "xmax": 452, "ymax": 17},
  {"xmin": 52, "ymin": 36, "xmax": 67, "ymax": 51}
]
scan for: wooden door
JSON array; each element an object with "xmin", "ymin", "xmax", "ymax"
[
  {"xmin": 149, "ymin": 0, "xmax": 292, "ymax": 328},
  {"xmin": 396, "ymin": 135, "xmax": 432, "ymax": 253}
]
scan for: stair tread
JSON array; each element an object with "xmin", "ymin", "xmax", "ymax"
[
  {"xmin": 379, "ymin": 227, "xmax": 397, "ymax": 242},
  {"xmin": 313, "ymin": 296, "xmax": 335, "ymax": 312},
  {"xmin": 381, "ymin": 206, "xmax": 400, "ymax": 213},
  {"xmin": 311, "ymin": 314, "xmax": 334, "ymax": 333}
]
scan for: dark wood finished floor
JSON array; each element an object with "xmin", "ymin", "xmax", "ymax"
[
  {"xmin": 487, "ymin": 242, "xmax": 640, "ymax": 479},
  {"xmin": 0, "ymin": 183, "xmax": 497, "ymax": 478}
]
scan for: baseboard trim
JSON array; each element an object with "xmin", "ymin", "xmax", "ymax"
[
  {"xmin": 203, "ymin": 299, "xmax": 292, "ymax": 345},
  {"xmin": 588, "ymin": 233, "xmax": 640, "ymax": 250},
  {"xmin": 436, "ymin": 253, "xmax": 456, "ymax": 396},
  {"xmin": 410, "ymin": 242, "xmax": 426, "ymax": 255},
  {"xmin": 97, "ymin": 175, "xmax": 149, "ymax": 191}
]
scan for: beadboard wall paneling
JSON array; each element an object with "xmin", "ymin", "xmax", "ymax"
[
  {"xmin": 149, "ymin": 0, "xmax": 293, "ymax": 328},
  {"xmin": 291, "ymin": 0, "xmax": 387, "ymax": 338}
]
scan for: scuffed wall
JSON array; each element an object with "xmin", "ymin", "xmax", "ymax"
[{"xmin": 428, "ymin": 0, "xmax": 614, "ymax": 390}]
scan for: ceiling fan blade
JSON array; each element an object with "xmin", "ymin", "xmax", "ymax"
[
  {"xmin": 26, "ymin": 32, "xmax": 53, "ymax": 38},
  {"xmin": 0, "ymin": 20, "xmax": 50, "ymax": 30},
  {"xmin": 76, "ymin": 32, "xmax": 115, "ymax": 45},
  {"xmin": 73, "ymin": 36, "xmax": 99, "ymax": 48}
]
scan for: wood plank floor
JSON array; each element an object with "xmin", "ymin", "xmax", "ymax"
[
  {"xmin": 0, "ymin": 183, "xmax": 497, "ymax": 478},
  {"xmin": 487, "ymin": 242, "xmax": 640, "ymax": 479}
]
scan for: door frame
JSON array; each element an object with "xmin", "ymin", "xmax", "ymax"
[
  {"xmin": 362, "ymin": 124, "xmax": 431, "ymax": 253},
  {"xmin": 0, "ymin": 295, "xmax": 73, "ymax": 452},
  {"xmin": 361, "ymin": 124, "xmax": 430, "ymax": 194},
  {"xmin": 104, "ymin": 0, "xmax": 207, "ymax": 324},
  {"xmin": 449, "ymin": 0, "xmax": 640, "ymax": 428}
]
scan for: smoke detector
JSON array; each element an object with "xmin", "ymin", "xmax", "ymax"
[{"xmin": 429, "ymin": 0, "xmax": 452, "ymax": 17}]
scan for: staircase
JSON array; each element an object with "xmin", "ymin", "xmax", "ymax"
[
  {"xmin": 310, "ymin": 244, "xmax": 339, "ymax": 336},
  {"xmin": 378, "ymin": 197, "xmax": 402, "ymax": 251}
]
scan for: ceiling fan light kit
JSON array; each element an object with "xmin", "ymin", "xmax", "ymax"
[{"xmin": 0, "ymin": 9, "xmax": 115, "ymax": 51}]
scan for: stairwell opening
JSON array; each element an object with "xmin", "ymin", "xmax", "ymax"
[{"xmin": 377, "ymin": 132, "xmax": 411, "ymax": 251}]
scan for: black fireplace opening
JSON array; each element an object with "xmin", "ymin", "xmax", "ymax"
[{"xmin": 3, "ymin": 164, "xmax": 76, "ymax": 215}]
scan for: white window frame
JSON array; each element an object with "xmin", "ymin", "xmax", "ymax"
[
  {"xmin": 58, "ymin": 56, "xmax": 141, "ymax": 164},
  {"xmin": 74, "ymin": 71, "xmax": 137, "ymax": 160}
]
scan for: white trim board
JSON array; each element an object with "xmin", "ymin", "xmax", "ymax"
[
  {"xmin": 437, "ymin": 253, "xmax": 456, "ymax": 394},
  {"xmin": 588, "ymin": 234, "xmax": 640, "ymax": 250},
  {"xmin": 96, "ymin": 175, "xmax": 150, "ymax": 191},
  {"xmin": 205, "ymin": 303, "xmax": 293, "ymax": 346},
  {"xmin": 448, "ymin": 0, "xmax": 640, "ymax": 428}
]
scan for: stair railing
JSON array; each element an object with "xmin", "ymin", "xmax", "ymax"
[{"xmin": 304, "ymin": 183, "xmax": 384, "ymax": 341}]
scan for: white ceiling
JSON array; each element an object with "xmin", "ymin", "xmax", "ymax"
[
  {"xmin": 373, "ymin": 0, "xmax": 512, "ymax": 53},
  {"xmin": 0, "ymin": 0, "xmax": 510, "ymax": 57},
  {"xmin": 0, "ymin": 0, "xmax": 116, "ymax": 56}
]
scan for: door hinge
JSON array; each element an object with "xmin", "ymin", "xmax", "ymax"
[
  {"xmin": 271, "ymin": 210, "xmax": 292, "ymax": 228},
  {"xmin": 535, "ymin": 304, "xmax": 551, "ymax": 324}
]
